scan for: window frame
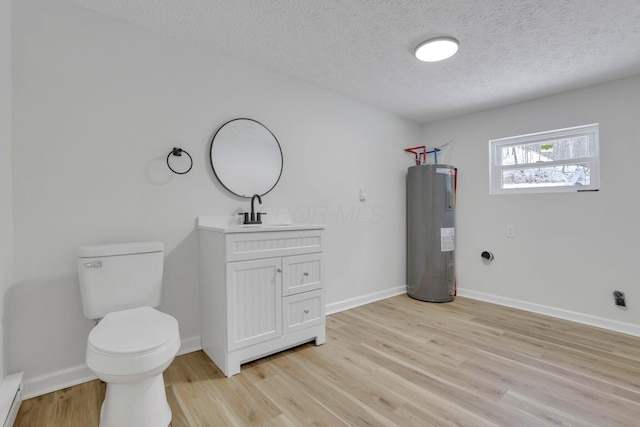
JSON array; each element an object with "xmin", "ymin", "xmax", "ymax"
[{"xmin": 489, "ymin": 123, "xmax": 600, "ymax": 195}]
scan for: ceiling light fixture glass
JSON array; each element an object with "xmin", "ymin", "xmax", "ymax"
[{"xmin": 414, "ymin": 37, "xmax": 459, "ymax": 62}]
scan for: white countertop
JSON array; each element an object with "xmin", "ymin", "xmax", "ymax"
[{"xmin": 197, "ymin": 216, "xmax": 325, "ymax": 233}]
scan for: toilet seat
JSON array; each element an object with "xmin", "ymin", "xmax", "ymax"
[
  {"xmin": 87, "ymin": 306, "xmax": 180, "ymax": 377},
  {"xmin": 90, "ymin": 306, "xmax": 178, "ymax": 355}
]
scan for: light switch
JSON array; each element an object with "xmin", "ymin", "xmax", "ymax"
[{"xmin": 359, "ymin": 188, "xmax": 367, "ymax": 202}]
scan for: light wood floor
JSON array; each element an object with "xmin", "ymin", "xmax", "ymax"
[{"xmin": 15, "ymin": 295, "xmax": 640, "ymax": 426}]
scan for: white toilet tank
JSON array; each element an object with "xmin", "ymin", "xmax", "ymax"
[{"xmin": 77, "ymin": 241, "xmax": 164, "ymax": 319}]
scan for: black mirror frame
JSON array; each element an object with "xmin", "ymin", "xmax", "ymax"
[{"xmin": 209, "ymin": 118, "xmax": 284, "ymax": 198}]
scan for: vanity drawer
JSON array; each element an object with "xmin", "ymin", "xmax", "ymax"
[
  {"xmin": 283, "ymin": 290, "xmax": 324, "ymax": 335},
  {"xmin": 282, "ymin": 253, "xmax": 322, "ymax": 296},
  {"xmin": 226, "ymin": 230, "xmax": 322, "ymax": 262}
]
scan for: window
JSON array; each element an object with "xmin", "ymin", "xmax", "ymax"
[{"xmin": 489, "ymin": 124, "xmax": 600, "ymax": 194}]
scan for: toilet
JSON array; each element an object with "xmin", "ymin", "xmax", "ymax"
[{"xmin": 77, "ymin": 241, "xmax": 180, "ymax": 427}]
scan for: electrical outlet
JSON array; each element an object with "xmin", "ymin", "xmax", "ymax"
[{"xmin": 613, "ymin": 290, "xmax": 626, "ymax": 307}]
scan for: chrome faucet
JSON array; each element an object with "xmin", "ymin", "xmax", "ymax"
[{"xmin": 238, "ymin": 194, "xmax": 266, "ymax": 225}]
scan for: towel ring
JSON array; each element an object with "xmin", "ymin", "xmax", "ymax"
[{"xmin": 167, "ymin": 147, "xmax": 193, "ymax": 175}]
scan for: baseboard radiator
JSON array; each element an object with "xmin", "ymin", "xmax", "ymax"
[{"xmin": 0, "ymin": 373, "xmax": 23, "ymax": 427}]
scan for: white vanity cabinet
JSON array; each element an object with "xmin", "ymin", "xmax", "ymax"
[{"xmin": 198, "ymin": 219, "xmax": 326, "ymax": 377}]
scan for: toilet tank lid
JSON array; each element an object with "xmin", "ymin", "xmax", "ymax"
[{"xmin": 77, "ymin": 241, "xmax": 164, "ymax": 258}]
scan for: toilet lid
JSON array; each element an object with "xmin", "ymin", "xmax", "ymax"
[{"xmin": 89, "ymin": 306, "xmax": 179, "ymax": 355}]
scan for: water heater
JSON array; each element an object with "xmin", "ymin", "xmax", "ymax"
[{"xmin": 406, "ymin": 164, "xmax": 457, "ymax": 302}]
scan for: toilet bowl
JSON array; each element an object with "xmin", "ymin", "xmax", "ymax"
[
  {"xmin": 86, "ymin": 306, "xmax": 180, "ymax": 427},
  {"xmin": 77, "ymin": 241, "xmax": 180, "ymax": 426}
]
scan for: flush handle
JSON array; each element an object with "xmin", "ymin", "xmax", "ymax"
[{"xmin": 84, "ymin": 261, "xmax": 102, "ymax": 268}]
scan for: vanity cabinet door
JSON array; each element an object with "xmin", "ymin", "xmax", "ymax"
[
  {"xmin": 282, "ymin": 253, "xmax": 322, "ymax": 296},
  {"xmin": 226, "ymin": 258, "xmax": 282, "ymax": 351}
]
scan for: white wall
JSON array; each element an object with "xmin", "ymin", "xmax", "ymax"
[
  {"xmin": 423, "ymin": 74, "xmax": 640, "ymax": 331},
  {"xmin": 0, "ymin": 0, "xmax": 12, "ymax": 381},
  {"xmin": 10, "ymin": 0, "xmax": 420, "ymax": 395}
]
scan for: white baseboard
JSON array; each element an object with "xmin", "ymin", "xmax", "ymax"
[
  {"xmin": 20, "ymin": 288, "xmax": 412, "ymax": 400},
  {"xmin": 20, "ymin": 288, "xmax": 639, "ymax": 401},
  {"xmin": 178, "ymin": 335, "xmax": 202, "ymax": 356},
  {"xmin": 22, "ymin": 364, "xmax": 95, "ymax": 401},
  {"xmin": 326, "ymin": 285, "xmax": 407, "ymax": 315},
  {"xmin": 458, "ymin": 288, "xmax": 640, "ymax": 337},
  {"xmin": 22, "ymin": 335, "xmax": 203, "ymax": 400},
  {"xmin": 1, "ymin": 372, "xmax": 23, "ymax": 427}
]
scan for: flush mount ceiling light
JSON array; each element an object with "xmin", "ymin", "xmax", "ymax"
[{"xmin": 414, "ymin": 37, "xmax": 459, "ymax": 62}]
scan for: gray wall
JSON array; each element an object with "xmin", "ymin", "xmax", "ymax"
[
  {"xmin": 11, "ymin": 0, "xmax": 420, "ymax": 396},
  {"xmin": 423, "ymin": 74, "xmax": 640, "ymax": 331},
  {"xmin": 1, "ymin": 0, "xmax": 12, "ymax": 381}
]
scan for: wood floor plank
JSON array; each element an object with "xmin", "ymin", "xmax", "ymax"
[
  {"xmin": 166, "ymin": 384, "xmax": 191, "ymax": 427},
  {"xmin": 270, "ymin": 350, "xmax": 398, "ymax": 426},
  {"xmin": 254, "ymin": 373, "xmax": 348, "ymax": 426},
  {"xmin": 15, "ymin": 295, "xmax": 640, "ymax": 426},
  {"xmin": 14, "ymin": 391, "xmax": 57, "ymax": 427},
  {"xmin": 461, "ymin": 353, "xmax": 634, "ymax": 426},
  {"xmin": 350, "ymin": 341, "xmax": 547, "ymax": 427},
  {"xmin": 498, "ymin": 390, "xmax": 599, "ymax": 427}
]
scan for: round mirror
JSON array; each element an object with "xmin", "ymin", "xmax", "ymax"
[{"xmin": 210, "ymin": 118, "xmax": 283, "ymax": 198}]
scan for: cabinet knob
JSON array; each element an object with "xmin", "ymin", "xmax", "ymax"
[
  {"xmin": 303, "ymin": 309, "xmax": 309, "ymax": 314},
  {"xmin": 276, "ymin": 268, "xmax": 282, "ymax": 273},
  {"xmin": 303, "ymin": 272, "xmax": 309, "ymax": 277}
]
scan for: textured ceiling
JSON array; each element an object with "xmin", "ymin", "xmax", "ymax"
[{"xmin": 66, "ymin": 0, "xmax": 640, "ymax": 123}]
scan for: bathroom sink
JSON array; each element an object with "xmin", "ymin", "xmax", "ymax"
[
  {"xmin": 196, "ymin": 216, "xmax": 325, "ymax": 233},
  {"xmin": 238, "ymin": 223, "xmax": 292, "ymax": 228},
  {"xmin": 231, "ymin": 223, "xmax": 326, "ymax": 232}
]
